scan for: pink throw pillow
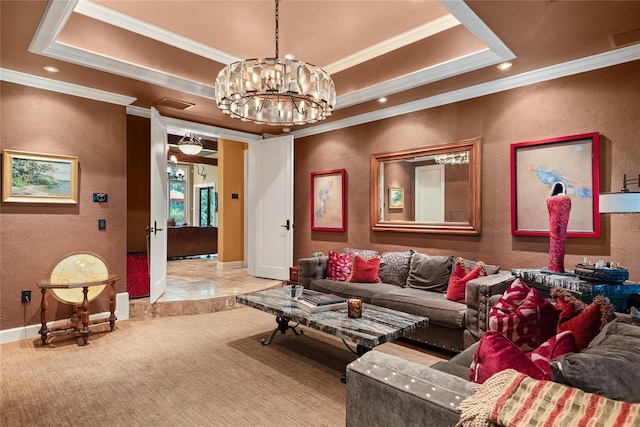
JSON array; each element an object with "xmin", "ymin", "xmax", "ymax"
[
  {"xmin": 469, "ymin": 330, "xmax": 578, "ymax": 384},
  {"xmin": 489, "ymin": 279, "xmax": 560, "ymax": 352},
  {"xmin": 327, "ymin": 250, "xmax": 353, "ymax": 281},
  {"xmin": 348, "ymin": 255, "xmax": 381, "ymax": 283},
  {"xmin": 445, "ymin": 259, "xmax": 486, "ymax": 303}
]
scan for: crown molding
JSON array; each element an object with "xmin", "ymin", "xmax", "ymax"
[
  {"xmin": 74, "ymin": 0, "xmax": 240, "ymax": 64},
  {"xmin": 336, "ymin": 48, "xmax": 502, "ymax": 109},
  {"xmin": 292, "ymin": 45, "xmax": 640, "ymax": 138},
  {"xmin": 0, "ymin": 68, "xmax": 136, "ymax": 106},
  {"xmin": 323, "ymin": 14, "xmax": 461, "ymax": 74}
]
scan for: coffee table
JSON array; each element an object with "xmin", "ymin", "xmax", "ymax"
[{"xmin": 236, "ymin": 288, "xmax": 428, "ymax": 357}]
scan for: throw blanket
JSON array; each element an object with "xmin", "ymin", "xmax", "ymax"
[{"xmin": 457, "ymin": 369, "xmax": 639, "ymax": 427}]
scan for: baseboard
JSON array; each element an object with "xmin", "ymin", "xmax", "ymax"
[
  {"xmin": 217, "ymin": 260, "xmax": 244, "ymax": 270},
  {"xmin": 0, "ymin": 292, "xmax": 130, "ymax": 345}
]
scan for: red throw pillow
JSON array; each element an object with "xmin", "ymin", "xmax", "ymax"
[
  {"xmin": 469, "ymin": 330, "xmax": 578, "ymax": 384},
  {"xmin": 551, "ymin": 288, "xmax": 616, "ymax": 350},
  {"xmin": 445, "ymin": 258, "xmax": 486, "ymax": 303},
  {"xmin": 489, "ymin": 279, "xmax": 560, "ymax": 352},
  {"xmin": 327, "ymin": 250, "xmax": 353, "ymax": 281},
  {"xmin": 348, "ymin": 255, "xmax": 381, "ymax": 283}
]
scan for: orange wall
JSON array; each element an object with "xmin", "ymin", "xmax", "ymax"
[
  {"xmin": 0, "ymin": 82, "xmax": 128, "ymax": 330},
  {"xmin": 293, "ymin": 61, "xmax": 640, "ymax": 281},
  {"xmin": 218, "ymin": 139, "xmax": 246, "ymax": 263}
]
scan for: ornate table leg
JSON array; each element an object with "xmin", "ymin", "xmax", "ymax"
[
  {"xmin": 108, "ymin": 279, "xmax": 117, "ymax": 331},
  {"xmin": 80, "ymin": 287, "xmax": 90, "ymax": 345},
  {"xmin": 39, "ymin": 288, "xmax": 49, "ymax": 345},
  {"xmin": 261, "ymin": 315, "xmax": 304, "ymax": 345}
]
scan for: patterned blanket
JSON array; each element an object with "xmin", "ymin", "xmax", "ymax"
[{"xmin": 457, "ymin": 369, "xmax": 639, "ymax": 427}]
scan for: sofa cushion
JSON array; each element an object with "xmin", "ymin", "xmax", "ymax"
[
  {"xmin": 348, "ymin": 255, "xmax": 381, "ymax": 283},
  {"xmin": 445, "ymin": 259, "xmax": 486, "ymax": 303},
  {"xmin": 469, "ymin": 330, "xmax": 578, "ymax": 384},
  {"xmin": 378, "ymin": 250, "xmax": 413, "ymax": 287},
  {"xmin": 458, "ymin": 257, "xmax": 500, "ymax": 276},
  {"xmin": 327, "ymin": 250, "xmax": 353, "ymax": 281},
  {"xmin": 489, "ymin": 279, "xmax": 560, "ymax": 352},
  {"xmin": 371, "ymin": 288, "xmax": 466, "ymax": 328},
  {"xmin": 551, "ymin": 287, "xmax": 616, "ymax": 350},
  {"xmin": 309, "ymin": 279, "xmax": 399, "ymax": 304},
  {"xmin": 406, "ymin": 253, "xmax": 453, "ymax": 292},
  {"xmin": 551, "ymin": 317, "xmax": 640, "ymax": 402}
]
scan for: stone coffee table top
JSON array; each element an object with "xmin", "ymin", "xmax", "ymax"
[{"xmin": 237, "ymin": 288, "xmax": 428, "ymax": 349}]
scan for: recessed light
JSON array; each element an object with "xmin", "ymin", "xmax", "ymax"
[
  {"xmin": 43, "ymin": 65, "xmax": 59, "ymax": 73},
  {"xmin": 378, "ymin": 97, "xmax": 388, "ymax": 103},
  {"xmin": 282, "ymin": 127, "xmax": 291, "ymax": 133},
  {"xmin": 497, "ymin": 62, "xmax": 512, "ymax": 71}
]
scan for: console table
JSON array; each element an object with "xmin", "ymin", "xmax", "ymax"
[
  {"xmin": 511, "ymin": 268, "xmax": 640, "ymax": 313},
  {"xmin": 37, "ymin": 274, "xmax": 120, "ymax": 345}
]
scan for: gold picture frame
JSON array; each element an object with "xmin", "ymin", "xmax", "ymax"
[
  {"xmin": 389, "ymin": 187, "xmax": 404, "ymax": 209},
  {"xmin": 2, "ymin": 149, "xmax": 79, "ymax": 204}
]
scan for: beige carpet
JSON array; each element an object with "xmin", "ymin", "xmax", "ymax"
[{"xmin": 1, "ymin": 307, "xmax": 447, "ymax": 427}]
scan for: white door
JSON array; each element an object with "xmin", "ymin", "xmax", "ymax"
[
  {"xmin": 415, "ymin": 164, "xmax": 445, "ymax": 222},
  {"xmin": 149, "ymin": 108, "xmax": 168, "ymax": 303},
  {"xmin": 247, "ymin": 135, "xmax": 294, "ymax": 280}
]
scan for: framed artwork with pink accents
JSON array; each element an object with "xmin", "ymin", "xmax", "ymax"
[
  {"xmin": 310, "ymin": 169, "xmax": 346, "ymax": 232},
  {"xmin": 510, "ymin": 132, "xmax": 600, "ymax": 237}
]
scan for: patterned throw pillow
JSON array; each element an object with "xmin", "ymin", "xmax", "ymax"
[
  {"xmin": 489, "ymin": 279, "xmax": 560, "ymax": 352},
  {"xmin": 327, "ymin": 250, "xmax": 354, "ymax": 281},
  {"xmin": 342, "ymin": 248, "xmax": 379, "ymax": 259},
  {"xmin": 445, "ymin": 258, "xmax": 486, "ymax": 303},
  {"xmin": 348, "ymin": 255, "xmax": 381, "ymax": 283},
  {"xmin": 469, "ymin": 330, "xmax": 578, "ymax": 384},
  {"xmin": 551, "ymin": 288, "xmax": 616, "ymax": 350},
  {"xmin": 378, "ymin": 251, "xmax": 413, "ymax": 287}
]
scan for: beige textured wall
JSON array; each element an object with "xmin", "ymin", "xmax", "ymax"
[
  {"xmin": 1, "ymin": 82, "xmax": 127, "ymax": 330},
  {"xmin": 218, "ymin": 139, "xmax": 246, "ymax": 263},
  {"xmin": 293, "ymin": 61, "xmax": 640, "ymax": 281}
]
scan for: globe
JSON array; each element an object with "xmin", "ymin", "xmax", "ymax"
[{"xmin": 49, "ymin": 252, "xmax": 109, "ymax": 304}]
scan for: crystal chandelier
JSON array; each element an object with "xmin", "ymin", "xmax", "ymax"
[
  {"xmin": 214, "ymin": 0, "xmax": 336, "ymax": 126},
  {"xmin": 177, "ymin": 133, "xmax": 203, "ymax": 155},
  {"xmin": 434, "ymin": 152, "xmax": 469, "ymax": 165}
]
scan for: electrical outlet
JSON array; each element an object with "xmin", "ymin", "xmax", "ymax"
[{"xmin": 21, "ymin": 290, "xmax": 31, "ymax": 303}]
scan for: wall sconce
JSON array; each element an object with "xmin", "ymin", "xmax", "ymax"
[{"xmin": 599, "ymin": 174, "xmax": 640, "ymax": 213}]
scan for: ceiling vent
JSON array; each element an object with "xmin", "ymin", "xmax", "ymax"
[
  {"xmin": 155, "ymin": 97, "xmax": 195, "ymax": 111},
  {"xmin": 610, "ymin": 26, "xmax": 640, "ymax": 48}
]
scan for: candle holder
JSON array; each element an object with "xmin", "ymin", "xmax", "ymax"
[{"xmin": 348, "ymin": 298, "xmax": 363, "ymax": 318}]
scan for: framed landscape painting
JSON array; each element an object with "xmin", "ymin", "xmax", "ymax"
[
  {"xmin": 310, "ymin": 169, "xmax": 346, "ymax": 232},
  {"xmin": 389, "ymin": 187, "xmax": 404, "ymax": 209},
  {"xmin": 2, "ymin": 149, "xmax": 79, "ymax": 204},
  {"xmin": 510, "ymin": 133, "xmax": 599, "ymax": 237}
]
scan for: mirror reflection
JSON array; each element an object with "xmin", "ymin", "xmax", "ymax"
[{"xmin": 371, "ymin": 138, "xmax": 481, "ymax": 235}]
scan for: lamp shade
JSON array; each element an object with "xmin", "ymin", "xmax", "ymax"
[{"xmin": 599, "ymin": 192, "xmax": 640, "ymax": 213}]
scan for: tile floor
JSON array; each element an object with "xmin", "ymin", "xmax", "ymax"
[{"xmin": 129, "ymin": 257, "xmax": 284, "ymax": 319}]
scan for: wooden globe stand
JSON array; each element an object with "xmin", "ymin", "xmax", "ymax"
[
  {"xmin": 37, "ymin": 252, "xmax": 120, "ymax": 346},
  {"xmin": 38, "ymin": 275, "xmax": 120, "ymax": 346}
]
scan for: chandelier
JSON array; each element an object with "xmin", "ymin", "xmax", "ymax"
[
  {"xmin": 177, "ymin": 133, "xmax": 203, "ymax": 155},
  {"xmin": 214, "ymin": 0, "xmax": 336, "ymax": 126},
  {"xmin": 167, "ymin": 155, "xmax": 185, "ymax": 180},
  {"xmin": 434, "ymin": 152, "xmax": 469, "ymax": 165}
]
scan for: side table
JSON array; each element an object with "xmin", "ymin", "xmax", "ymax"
[
  {"xmin": 511, "ymin": 268, "xmax": 640, "ymax": 313},
  {"xmin": 37, "ymin": 274, "xmax": 120, "ymax": 345}
]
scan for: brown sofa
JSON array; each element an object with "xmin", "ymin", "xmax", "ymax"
[
  {"xmin": 167, "ymin": 226, "xmax": 218, "ymax": 258},
  {"xmin": 298, "ymin": 253, "xmax": 515, "ymax": 352}
]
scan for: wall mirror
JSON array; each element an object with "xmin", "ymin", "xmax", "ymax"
[{"xmin": 370, "ymin": 137, "xmax": 481, "ymax": 235}]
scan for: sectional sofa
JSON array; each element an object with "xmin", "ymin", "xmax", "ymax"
[{"xmin": 298, "ymin": 249, "xmax": 515, "ymax": 352}]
